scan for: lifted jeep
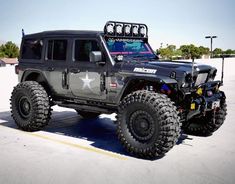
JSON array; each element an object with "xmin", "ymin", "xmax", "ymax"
[{"xmin": 11, "ymin": 21, "xmax": 227, "ymax": 159}]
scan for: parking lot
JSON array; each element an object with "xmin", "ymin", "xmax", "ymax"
[{"xmin": 1, "ymin": 58, "xmax": 235, "ymax": 184}]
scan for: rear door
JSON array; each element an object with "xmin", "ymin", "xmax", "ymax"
[{"xmin": 44, "ymin": 38, "xmax": 71, "ymax": 96}]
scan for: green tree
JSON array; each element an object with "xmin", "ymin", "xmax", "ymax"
[
  {"xmin": 0, "ymin": 51, "xmax": 5, "ymax": 58},
  {"xmin": 224, "ymin": 49, "xmax": 235, "ymax": 55},
  {"xmin": 179, "ymin": 44, "xmax": 201, "ymax": 59},
  {"xmin": 0, "ymin": 41, "xmax": 19, "ymax": 58},
  {"xmin": 198, "ymin": 46, "xmax": 210, "ymax": 56},
  {"xmin": 167, "ymin": 45, "xmax": 176, "ymax": 52},
  {"xmin": 173, "ymin": 49, "xmax": 182, "ymax": 58},
  {"xmin": 158, "ymin": 47, "xmax": 172, "ymax": 59},
  {"xmin": 158, "ymin": 44, "xmax": 177, "ymax": 59},
  {"xmin": 0, "ymin": 44, "xmax": 5, "ymax": 58},
  {"xmin": 213, "ymin": 48, "xmax": 223, "ymax": 57}
]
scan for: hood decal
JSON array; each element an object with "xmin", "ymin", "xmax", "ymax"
[{"xmin": 134, "ymin": 67, "xmax": 157, "ymax": 74}]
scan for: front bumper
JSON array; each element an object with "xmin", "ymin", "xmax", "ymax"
[
  {"xmin": 186, "ymin": 91, "xmax": 225, "ymax": 120},
  {"xmin": 182, "ymin": 81, "xmax": 226, "ymax": 121}
]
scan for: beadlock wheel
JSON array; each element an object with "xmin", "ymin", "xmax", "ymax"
[
  {"xmin": 10, "ymin": 81, "xmax": 52, "ymax": 131},
  {"xmin": 117, "ymin": 90, "xmax": 181, "ymax": 159},
  {"xmin": 129, "ymin": 110, "xmax": 155, "ymax": 142}
]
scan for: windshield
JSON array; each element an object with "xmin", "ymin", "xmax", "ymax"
[{"xmin": 106, "ymin": 38, "xmax": 156, "ymax": 58}]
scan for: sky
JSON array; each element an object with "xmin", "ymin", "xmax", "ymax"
[{"xmin": 0, "ymin": 0, "xmax": 234, "ymax": 50}]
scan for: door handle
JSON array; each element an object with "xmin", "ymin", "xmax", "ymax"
[
  {"xmin": 70, "ymin": 68, "xmax": 80, "ymax": 74},
  {"xmin": 47, "ymin": 67, "xmax": 54, "ymax": 71}
]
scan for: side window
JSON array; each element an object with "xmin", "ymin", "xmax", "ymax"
[
  {"xmin": 22, "ymin": 39, "xmax": 43, "ymax": 59},
  {"xmin": 74, "ymin": 40, "xmax": 100, "ymax": 61},
  {"xmin": 47, "ymin": 40, "xmax": 67, "ymax": 61}
]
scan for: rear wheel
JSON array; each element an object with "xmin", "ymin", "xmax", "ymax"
[
  {"xmin": 117, "ymin": 90, "xmax": 180, "ymax": 159},
  {"xmin": 76, "ymin": 110, "xmax": 100, "ymax": 119},
  {"xmin": 183, "ymin": 100, "xmax": 227, "ymax": 136},
  {"xmin": 10, "ymin": 81, "xmax": 51, "ymax": 131}
]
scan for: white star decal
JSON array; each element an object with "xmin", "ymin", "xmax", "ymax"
[{"xmin": 79, "ymin": 72, "xmax": 95, "ymax": 90}]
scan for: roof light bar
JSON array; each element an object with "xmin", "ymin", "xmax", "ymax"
[{"xmin": 104, "ymin": 21, "xmax": 148, "ymax": 38}]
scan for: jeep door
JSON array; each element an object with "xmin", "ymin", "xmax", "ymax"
[
  {"xmin": 44, "ymin": 39, "xmax": 71, "ymax": 96},
  {"xmin": 68, "ymin": 39, "xmax": 106, "ymax": 100}
]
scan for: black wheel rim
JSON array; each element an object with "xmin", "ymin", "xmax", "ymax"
[
  {"xmin": 18, "ymin": 96, "xmax": 31, "ymax": 119},
  {"xmin": 129, "ymin": 110, "xmax": 155, "ymax": 141}
]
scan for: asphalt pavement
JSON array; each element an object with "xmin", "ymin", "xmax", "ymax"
[{"xmin": 0, "ymin": 59, "xmax": 235, "ymax": 184}]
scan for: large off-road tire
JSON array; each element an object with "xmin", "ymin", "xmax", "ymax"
[
  {"xmin": 76, "ymin": 110, "xmax": 100, "ymax": 119},
  {"xmin": 117, "ymin": 90, "xmax": 180, "ymax": 159},
  {"xmin": 10, "ymin": 81, "xmax": 51, "ymax": 131},
  {"xmin": 183, "ymin": 100, "xmax": 227, "ymax": 136}
]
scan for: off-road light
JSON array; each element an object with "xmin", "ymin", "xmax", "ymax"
[
  {"xmin": 107, "ymin": 23, "xmax": 114, "ymax": 34},
  {"xmin": 190, "ymin": 103, "xmax": 196, "ymax": 110},
  {"xmin": 139, "ymin": 25, "xmax": 146, "ymax": 37},
  {"xmin": 207, "ymin": 90, "xmax": 213, "ymax": 97},
  {"xmin": 115, "ymin": 54, "xmax": 124, "ymax": 61},
  {"xmin": 124, "ymin": 24, "xmax": 131, "ymax": 35},
  {"xmin": 132, "ymin": 25, "xmax": 139, "ymax": 35},
  {"xmin": 196, "ymin": 87, "xmax": 203, "ymax": 96},
  {"xmin": 116, "ymin": 24, "xmax": 123, "ymax": 35}
]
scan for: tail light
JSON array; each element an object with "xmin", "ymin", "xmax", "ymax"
[{"xmin": 15, "ymin": 65, "xmax": 19, "ymax": 74}]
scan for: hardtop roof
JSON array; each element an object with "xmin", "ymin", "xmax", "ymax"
[{"xmin": 23, "ymin": 30, "xmax": 103, "ymax": 39}]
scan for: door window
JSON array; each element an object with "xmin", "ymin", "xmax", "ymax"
[
  {"xmin": 47, "ymin": 40, "xmax": 67, "ymax": 60},
  {"xmin": 74, "ymin": 40, "xmax": 100, "ymax": 62},
  {"xmin": 22, "ymin": 39, "xmax": 43, "ymax": 59}
]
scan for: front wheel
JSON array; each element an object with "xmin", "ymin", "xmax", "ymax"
[
  {"xmin": 117, "ymin": 90, "xmax": 180, "ymax": 159},
  {"xmin": 183, "ymin": 100, "xmax": 227, "ymax": 136}
]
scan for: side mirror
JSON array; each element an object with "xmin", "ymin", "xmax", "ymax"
[{"xmin": 89, "ymin": 51, "xmax": 105, "ymax": 65}]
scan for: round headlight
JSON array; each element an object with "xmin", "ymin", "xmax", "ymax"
[{"xmin": 185, "ymin": 73, "xmax": 192, "ymax": 83}]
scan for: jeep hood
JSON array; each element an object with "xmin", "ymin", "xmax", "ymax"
[{"xmin": 115, "ymin": 59, "xmax": 215, "ymax": 81}]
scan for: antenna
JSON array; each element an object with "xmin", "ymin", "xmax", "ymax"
[
  {"xmin": 22, "ymin": 29, "xmax": 25, "ymax": 37},
  {"xmin": 192, "ymin": 57, "xmax": 194, "ymax": 81},
  {"xmin": 221, "ymin": 54, "xmax": 224, "ymax": 85}
]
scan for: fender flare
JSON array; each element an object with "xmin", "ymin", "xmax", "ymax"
[
  {"xmin": 21, "ymin": 69, "xmax": 53, "ymax": 95},
  {"xmin": 21, "ymin": 69, "xmax": 47, "ymax": 83},
  {"xmin": 117, "ymin": 75, "xmax": 177, "ymax": 102}
]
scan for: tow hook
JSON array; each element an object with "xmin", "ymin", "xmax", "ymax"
[
  {"xmin": 202, "ymin": 111, "xmax": 206, "ymax": 117},
  {"xmin": 213, "ymin": 109, "xmax": 216, "ymax": 124}
]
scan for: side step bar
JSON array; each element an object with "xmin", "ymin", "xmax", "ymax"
[{"xmin": 55, "ymin": 101, "xmax": 116, "ymax": 114}]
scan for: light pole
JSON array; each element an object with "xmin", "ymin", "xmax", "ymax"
[{"xmin": 205, "ymin": 36, "xmax": 217, "ymax": 58}]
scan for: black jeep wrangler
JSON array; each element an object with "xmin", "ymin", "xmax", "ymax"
[{"xmin": 11, "ymin": 21, "xmax": 227, "ymax": 159}]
